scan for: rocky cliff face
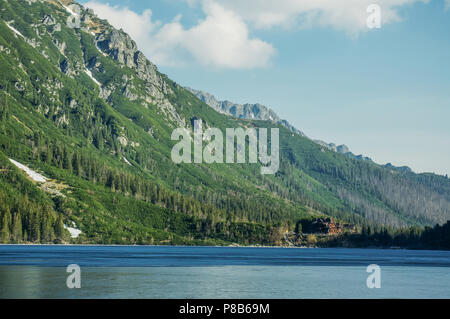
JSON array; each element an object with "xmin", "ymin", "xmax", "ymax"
[
  {"xmin": 92, "ymin": 25, "xmax": 184, "ymax": 126},
  {"xmin": 36, "ymin": 1, "xmax": 185, "ymax": 128},
  {"xmin": 95, "ymin": 29, "xmax": 170, "ymax": 95},
  {"xmin": 185, "ymin": 87, "xmax": 305, "ymax": 136}
]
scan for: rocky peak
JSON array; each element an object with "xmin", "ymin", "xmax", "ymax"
[
  {"xmin": 385, "ymin": 163, "xmax": 412, "ymax": 173},
  {"xmin": 97, "ymin": 29, "xmax": 138, "ymax": 69},
  {"xmin": 186, "ymin": 88, "xmax": 378, "ymax": 165},
  {"xmin": 185, "ymin": 87, "xmax": 305, "ymax": 136},
  {"xmin": 92, "ymin": 24, "xmax": 171, "ymax": 97},
  {"xmin": 51, "ymin": 0, "xmax": 182, "ymax": 124}
]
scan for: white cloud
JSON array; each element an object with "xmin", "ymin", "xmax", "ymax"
[
  {"xmin": 84, "ymin": 1, "xmax": 275, "ymax": 69},
  {"xmin": 84, "ymin": 2, "xmax": 159, "ymax": 40},
  {"xmin": 84, "ymin": 0, "xmax": 432, "ymax": 68},
  {"xmin": 195, "ymin": 0, "xmax": 429, "ymax": 34}
]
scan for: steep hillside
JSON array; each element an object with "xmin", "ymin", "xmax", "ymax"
[{"xmin": 0, "ymin": 0, "xmax": 449, "ymax": 245}]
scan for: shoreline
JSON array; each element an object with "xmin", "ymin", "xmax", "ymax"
[
  {"xmin": 0, "ymin": 243, "xmax": 311, "ymax": 248},
  {"xmin": 0, "ymin": 243, "xmax": 442, "ymax": 252}
]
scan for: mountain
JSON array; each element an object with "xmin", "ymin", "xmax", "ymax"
[
  {"xmin": 0, "ymin": 0, "xmax": 449, "ymax": 245},
  {"xmin": 185, "ymin": 87, "xmax": 305, "ymax": 137},
  {"xmin": 186, "ymin": 87, "xmax": 376, "ymax": 163}
]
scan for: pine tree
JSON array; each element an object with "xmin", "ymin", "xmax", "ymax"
[
  {"xmin": 12, "ymin": 212, "xmax": 23, "ymax": 243},
  {"xmin": 72, "ymin": 151, "xmax": 82, "ymax": 176},
  {"xmin": 0, "ymin": 210, "xmax": 11, "ymax": 243},
  {"xmin": 55, "ymin": 214, "xmax": 65, "ymax": 241},
  {"xmin": 63, "ymin": 146, "xmax": 72, "ymax": 171},
  {"xmin": 0, "ymin": 86, "xmax": 8, "ymax": 133}
]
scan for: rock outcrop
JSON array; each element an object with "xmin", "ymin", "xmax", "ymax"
[
  {"xmin": 185, "ymin": 87, "xmax": 305, "ymax": 136},
  {"xmin": 304, "ymin": 218, "xmax": 356, "ymax": 235},
  {"xmin": 185, "ymin": 87, "xmax": 375, "ymax": 163}
]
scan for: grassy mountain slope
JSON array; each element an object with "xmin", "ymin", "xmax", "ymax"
[{"xmin": 0, "ymin": 0, "xmax": 448, "ymax": 245}]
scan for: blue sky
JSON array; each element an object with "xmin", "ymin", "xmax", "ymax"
[{"xmin": 81, "ymin": 0, "xmax": 450, "ymax": 176}]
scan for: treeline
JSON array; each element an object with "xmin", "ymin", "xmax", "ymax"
[
  {"xmin": 275, "ymin": 159, "xmax": 366, "ymax": 225},
  {"xmin": 0, "ymin": 153, "xmax": 67, "ymax": 243},
  {"xmin": 0, "ymin": 191, "xmax": 66, "ymax": 243},
  {"xmin": 325, "ymin": 221, "xmax": 450, "ymax": 250},
  {"xmin": 288, "ymin": 140, "xmax": 450, "ymax": 227},
  {"xmin": 24, "ymin": 131, "xmax": 297, "ymax": 227},
  {"xmin": 1, "ymin": 130, "xmax": 293, "ymax": 244},
  {"xmin": 0, "ymin": 146, "xmax": 285, "ymax": 245}
]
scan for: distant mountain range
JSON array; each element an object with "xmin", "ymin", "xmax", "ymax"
[{"xmin": 185, "ymin": 87, "xmax": 412, "ymax": 170}]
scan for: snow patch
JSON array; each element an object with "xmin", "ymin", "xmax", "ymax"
[
  {"xmin": 64, "ymin": 222, "xmax": 82, "ymax": 238},
  {"xmin": 85, "ymin": 68, "xmax": 101, "ymax": 87},
  {"xmin": 63, "ymin": 5, "xmax": 78, "ymax": 17},
  {"xmin": 6, "ymin": 23, "xmax": 24, "ymax": 38},
  {"xmin": 123, "ymin": 157, "xmax": 132, "ymax": 166},
  {"xmin": 9, "ymin": 159, "xmax": 47, "ymax": 183},
  {"xmin": 96, "ymin": 45, "xmax": 108, "ymax": 57}
]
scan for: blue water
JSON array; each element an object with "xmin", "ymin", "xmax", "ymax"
[{"xmin": 0, "ymin": 245, "xmax": 449, "ymax": 298}]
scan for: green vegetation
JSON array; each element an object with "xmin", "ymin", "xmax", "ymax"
[
  {"xmin": 321, "ymin": 222, "xmax": 450, "ymax": 250},
  {"xmin": 0, "ymin": 151, "xmax": 67, "ymax": 243},
  {"xmin": 0, "ymin": 0, "xmax": 448, "ymax": 248}
]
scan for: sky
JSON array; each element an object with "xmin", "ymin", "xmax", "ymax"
[{"xmin": 81, "ymin": 0, "xmax": 450, "ymax": 176}]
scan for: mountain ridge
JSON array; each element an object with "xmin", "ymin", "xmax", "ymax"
[{"xmin": 185, "ymin": 87, "xmax": 392, "ymax": 168}]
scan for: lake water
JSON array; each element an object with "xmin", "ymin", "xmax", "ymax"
[{"xmin": 0, "ymin": 245, "xmax": 449, "ymax": 298}]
